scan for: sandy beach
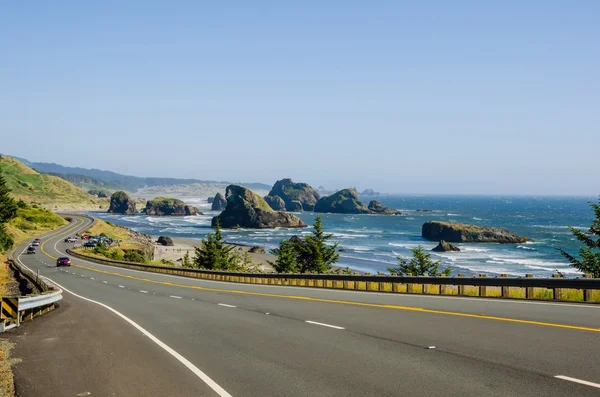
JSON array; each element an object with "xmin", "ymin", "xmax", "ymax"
[{"xmin": 153, "ymin": 236, "xmax": 275, "ymax": 272}]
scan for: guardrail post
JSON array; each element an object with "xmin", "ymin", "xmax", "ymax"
[
  {"xmin": 457, "ymin": 274, "xmax": 465, "ymax": 296},
  {"xmin": 478, "ymin": 274, "xmax": 487, "ymax": 297},
  {"xmin": 552, "ymin": 274, "xmax": 563, "ymax": 301},
  {"xmin": 392, "ymin": 282, "xmax": 399, "ymax": 293},
  {"xmin": 378, "ymin": 281, "xmax": 384, "ymax": 292},
  {"xmin": 583, "ymin": 274, "xmax": 593, "ymax": 302},
  {"xmin": 525, "ymin": 274, "xmax": 534, "ymax": 299},
  {"xmin": 501, "ymin": 274, "xmax": 509, "ymax": 298},
  {"xmin": 407, "ymin": 282, "xmax": 414, "ymax": 294}
]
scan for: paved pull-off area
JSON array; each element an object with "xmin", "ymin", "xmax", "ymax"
[{"xmin": 7, "ymin": 217, "xmax": 600, "ymax": 396}]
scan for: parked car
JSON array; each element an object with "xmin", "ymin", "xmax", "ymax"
[
  {"xmin": 26, "ymin": 246, "xmax": 36, "ymax": 254},
  {"xmin": 34, "ymin": 238, "xmax": 41, "ymax": 243},
  {"xmin": 31, "ymin": 241, "xmax": 40, "ymax": 246},
  {"xmin": 56, "ymin": 257, "xmax": 71, "ymax": 267},
  {"xmin": 64, "ymin": 237, "xmax": 78, "ymax": 243},
  {"xmin": 83, "ymin": 241, "xmax": 97, "ymax": 248}
]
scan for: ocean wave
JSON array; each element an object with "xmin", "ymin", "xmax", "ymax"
[
  {"xmin": 472, "ymin": 217, "xmax": 484, "ymax": 221},
  {"xmin": 333, "ymin": 232, "xmax": 369, "ymax": 239},
  {"xmin": 446, "ymin": 213, "xmax": 459, "ymax": 216},
  {"xmin": 531, "ymin": 225, "xmax": 587, "ymax": 230},
  {"xmin": 516, "ymin": 245, "xmax": 536, "ymax": 251},
  {"xmin": 389, "ymin": 242, "xmax": 435, "ymax": 249},
  {"xmin": 459, "ymin": 246, "xmax": 490, "ymax": 253},
  {"xmin": 341, "ymin": 254, "xmax": 396, "ymax": 265},
  {"xmin": 342, "ymin": 245, "xmax": 374, "ymax": 252}
]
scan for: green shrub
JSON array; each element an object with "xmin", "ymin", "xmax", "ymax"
[{"xmin": 124, "ymin": 251, "xmax": 146, "ymax": 263}]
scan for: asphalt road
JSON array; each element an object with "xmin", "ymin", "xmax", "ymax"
[{"xmin": 11, "ymin": 216, "xmax": 600, "ymax": 396}]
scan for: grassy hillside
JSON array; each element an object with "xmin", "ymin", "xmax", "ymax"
[{"xmin": 0, "ymin": 156, "xmax": 109, "ymax": 210}]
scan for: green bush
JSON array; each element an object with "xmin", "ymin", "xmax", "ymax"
[
  {"xmin": 124, "ymin": 251, "xmax": 146, "ymax": 263},
  {"xmin": 0, "ymin": 225, "xmax": 14, "ymax": 252}
]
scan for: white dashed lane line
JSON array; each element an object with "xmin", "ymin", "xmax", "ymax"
[
  {"xmin": 217, "ymin": 303, "xmax": 236, "ymax": 308},
  {"xmin": 140, "ymin": 290, "xmax": 148, "ymax": 294},
  {"xmin": 305, "ymin": 321, "xmax": 345, "ymax": 330},
  {"xmin": 170, "ymin": 295, "xmax": 182, "ymax": 299},
  {"xmin": 118, "ymin": 285, "xmax": 125, "ymax": 288},
  {"xmin": 555, "ymin": 375, "xmax": 600, "ymax": 389}
]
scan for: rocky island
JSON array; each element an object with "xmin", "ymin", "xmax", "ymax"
[
  {"xmin": 367, "ymin": 200, "xmax": 403, "ymax": 215},
  {"xmin": 422, "ymin": 221, "xmax": 532, "ymax": 243},
  {"xmin": 211, "ymin": 192, "xmax": 227, "ymax": 211},
  {"xmin": 432, "ymin": 240, "xmax": 461, "ymax": 252},
  {"xmin": 144, "ymin": 197, "xmax": 201, "ymax": 216},
  {"xmin": 108, "ymin": 191, "xmax": 137, "ymax": 215},
  {"xmin": 212, "ymin": 185, "xmax": 307, "ymax": 229},
  {"xmin": 264, "ymin": 178, "xmax": 320, "ymax": 212},
  {"xmin": 314, "ymin": 188, "xmax": 370, "ymax": 214}
]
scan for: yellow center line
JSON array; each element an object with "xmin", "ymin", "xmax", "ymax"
[{"xmin": 43, "ymin": 216, "xmax": 600, "ymax": 334}]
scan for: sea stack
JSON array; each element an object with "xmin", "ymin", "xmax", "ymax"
[
  {"xmin": 212, "ymin": 185, "xmax": 307, "ymax": 229},
  {"xmin": 422, "ymin": 221, "xmax": 532, "ymax": 244}
]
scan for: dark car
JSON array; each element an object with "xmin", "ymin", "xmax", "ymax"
[
  {"xmin": 56, "ymin": 257, "xmax": 71, "ymax": 267},
  {"xmin": 26, "ymin": 246, "xmax": 36, "ymax": 254},
  {"xmin": 83, "ymin": 241, "xmax": 97, "ymax": 248}
]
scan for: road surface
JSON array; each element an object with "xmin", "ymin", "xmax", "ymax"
[{"xmin": 11, "ymin": 216, "xmax": 600, "ymax": 396}]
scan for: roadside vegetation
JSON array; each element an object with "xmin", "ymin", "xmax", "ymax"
[
  {"xmin": 560, "ymin": 197, "xmax": 600, "ymax": 277},
  {"xmin": 270, "ymin": 216, "xmax": 340, "ymax": 273},
  {"xmin": 388, "ymin": 246, "xmax": 451, "ymax": 276}
]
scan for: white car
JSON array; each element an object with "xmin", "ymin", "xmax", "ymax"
[
  {"xmin": 64, "ymin": 237, "xmax": 78, "ymax": 243},
  {"xmin": 31, "ymin": 241, "xmax": 40, "ymax": 247}
]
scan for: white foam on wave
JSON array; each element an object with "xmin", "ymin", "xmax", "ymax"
[
  {"xmin": 531, "ymin": 225, "xmax": 587, "ymax": 230},
  {"xmin": 459, "ymin": 246, "xmax": 490, "ymax": 253},
  {"xmin": 389, "ymin": 242, "xmax": 436, "ymax": 250},
  {"xmin": 333, "ymin": 232, "xmax": 369, "ymax": 239},
  {"xmin": 472, "ymin": 217, "xmax": 484, "ymax": 221},
  {"xmin": 341, "ymin": 254, "xmax": 396, "ymax": 265},
  {"xmin": 517, "ymin": 245, "xmax": 536, "ymax": 251},
  {"xmin": 342, "ymin": 245, "xmax": 373, "ymax": 252},
  {"xmin": 446, "ymin": 213, "xmax": 459, "ymax": 216}
]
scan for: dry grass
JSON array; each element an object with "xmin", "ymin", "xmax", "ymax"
[
  {"xmin": 0, "ymin": 254, "xmax": 10, "ymax": 297},
  {"xmin": 0, "ymin": 339, "xmax": 18, "ymax": 397}
]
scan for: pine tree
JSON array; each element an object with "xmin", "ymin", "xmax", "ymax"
[
  {"xmin": 270, "ymin": 240, "xmax": 299, "ymax": 273},
  {"xmin": 182, "ymin": 251, "xmax": 192, "ymax": 268},
  {"xmin": 0, "ymin": 172, "xmax": 17, "ymax": 224},
  {"xmin": 300, "ymin": 216, "xmax": 340, "ymax": 273},
  {"xmin": 559, "ymin": 198, "xmax": 600, "ymax": 277},
  {"xmin": 193, "ymin": 219, "xmax": 236, "ymax": 270},
  {"xmin": 388, "ymin": 246, "xmax": 451, "ymax": 276}
]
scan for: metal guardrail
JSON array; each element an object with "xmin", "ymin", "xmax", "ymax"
[
  {"xmin": 18, "ymin": 290, "xmax": 63, "ymax": 311},
  {"xmin": 1, "ymin": 249, "xmax": 63, "ymax": 332},
  {"xmin": 67, "ymin": 248, "xmax": 600, "ymax": 303}
]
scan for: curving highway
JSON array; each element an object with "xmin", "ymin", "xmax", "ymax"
[{"xmin": 12, "ymin": 216, "xmax": 600, "ymax": 396}]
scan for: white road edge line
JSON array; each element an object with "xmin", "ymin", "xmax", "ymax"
[
  {"xmin": 170, "ymin": 295, "xmax": 182, "ymax": 299},
  {"xmin": 305, "ymin": 320, "xmax": 345, "ymax": 330},
  {"xmin": 217, "ymin": 303, "xmax": 237, "ymax": 308},
  {"xmin": 140, "ymin": 290, "xmax": 148, "ymax": 293},
  {"xmin": 555, "ymin": 375, "xmax": 600, "ymax": 389},
  {"xmin": 118, "ymin": 285, "xmax": 125, "ymax": 288},
  {"xmin": 43, "ymin": 278, "xmax": 234, "ymax": 397}
]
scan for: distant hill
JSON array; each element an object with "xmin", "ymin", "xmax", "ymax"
[
  {"xmin": 10, "ymin": 156, "xmax": 271, "ymax": 193},
  {"xmin": 0, "ymin": 156, "xmax": 109, "ymax": 210}
]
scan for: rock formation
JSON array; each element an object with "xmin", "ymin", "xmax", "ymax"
[
  {"xmin": 422, "ymin": 221, "xmax": 532, "ymax": 243},
  {"xmin": 212, "ymin": 185, "xmax": 306, "ymax": 229},
  {"xmin": 432, "ymin": 240, "xmax": 461, "ymax": 252},
  {"xmin": 108, "ymin": 191, "xmax": 137, "ymax": 215},
  {"xmin": 266, "ymin": 178, "xmax": 320, "ymax": 212},
  {"xmin": 314, "ymin": 188, "xmax": 370, "ymax": 214},
  {"xmin": 367, "ymin": 200, "xmax": 402, "ymax": 215},
  {"xmin": 264, "ymin": 195, "xmax": 286, "ymax": 211},
  {"xmin": 144, "ymin": 197, "xmax": 201, "ymax": 216},
  {"xmin": 211, "ymin": 192, "xmax": 227, "ymax": 211},
  {"xmin": 207, "ymin": 197, "xmax": 214, "ymax": 204},
  {"xmin": 157, "ymin": 236, "xmax": 174, "ymax": 246}
]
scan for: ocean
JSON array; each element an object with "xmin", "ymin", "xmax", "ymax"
[{"xmin": 90, "ymin": 195, "xmax": 596, "ymax": 277}]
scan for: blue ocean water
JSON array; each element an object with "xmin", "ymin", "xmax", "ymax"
[{"xmin": 90, "ymin": 195, "xmax": 596, "ymax": 277}]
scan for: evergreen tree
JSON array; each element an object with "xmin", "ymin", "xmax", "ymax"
[
  {"xmin": 270, "ymin": 240, "xmax": 299, "ymax": 273},
  {"xmin": 559, "ymin": 198, "xmax": 600, "ymax": 277},
  {"xmin": 300, "ymin": 216, "xmax": 339, "ymax": 273},
  {"xmin": 193, "ymin": 219, "xmax": 236, "ymax": 270},
  {"xmin": 182, "ymin": 251, "xmax": 192, "ymax": 268},
  {"xmin": 271, "ymin": 216, "xmax": 340, "ymax": 273},
  {"xmin": 388, "ymin": 246, "xmax": 451, "ymax": 276},
  {"xmin": 0, "ymin": 172, "xmax": 17, "ymax": 223}
]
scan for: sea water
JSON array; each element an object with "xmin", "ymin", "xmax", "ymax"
[{"xmin": 90, "ymin": 195, "xmax": 596, "ymax": 277}]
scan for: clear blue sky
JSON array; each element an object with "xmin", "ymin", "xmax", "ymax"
[{"xmin": 1, "ymin": 1, "xmax": 598, "ymax": 195}]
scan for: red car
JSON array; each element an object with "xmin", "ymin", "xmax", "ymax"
[{"xmin": 56, "ymin": 257, "xmax": 71, "ymax": 267}]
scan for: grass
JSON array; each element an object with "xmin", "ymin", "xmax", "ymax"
[
  {"xmin": 0, "ymin": 339, "xmax": 18, "ymax": 397},
  {"xmin": 0, "ymin": 156, "xmax": 108, "ymax": 209}
]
